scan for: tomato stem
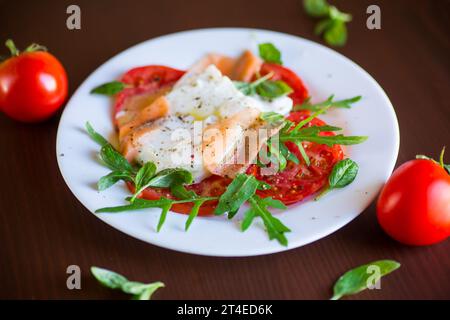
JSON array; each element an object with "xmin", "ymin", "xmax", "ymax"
[
  {"xmin": 439, "ymin": 146, "xmax": 446, "ymax": 168},
  {"xmin": 5, "ymin": 39, "xmax": 19, "ymax": 56},
  {"xmin": 24, "ymin": 43, "xmax": 47, "ymax": 53}
]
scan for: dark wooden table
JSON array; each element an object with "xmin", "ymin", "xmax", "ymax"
[{"xmin": 1, "ymin": 0, "xmax": 449, "ymax": 300}]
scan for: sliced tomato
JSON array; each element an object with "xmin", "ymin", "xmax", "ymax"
[
  {"xmin": 127, "ymin": 175, "xmax": 231, "ymax": 216},
  {"xmin": 247, "ymin": 111, "xmax": 343, "ymax": 205},
  {"xmin": 259, "ymin": 63, "xmax": 309, "ymax": 105},
  {"xmin": 113, "ymin": 65, "xmax": 185, "ymax": 123}
]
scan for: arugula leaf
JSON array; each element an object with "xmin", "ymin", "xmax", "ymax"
[
  {"xmin": 91, "ymin": 266, "xmax": 164, "ymax": 300},
  {"xmin": 247, "ymin": 195, "xmax": 290, "ymax": 246},
  {"xmin": 331, "ymin": 260, "xmax": 400, "ymax": 300},
  {"xmin": 256, "ymin": 80, "xmax": 293, "ymax": 100},
  {"xmin": 185, "ymin": 199, "xmax": 207, "ymax": 231},
  {"xmin": 91, "ymin": 81, "xmax": 126, "ymax": 96},
  {"xmin": 259, "ymin": 110, "xmax": 367, "ymax": 171},
  {"xmin": 316, "ymin": 158, "xmax": 359, "ymax": 200},
  {"xmin": 147, "ymin": 168, "xmax": 193, "ymax": 188},
  {"xmin": 130, "ymin": 162, "xmax": 158, "ymax": 202},
  {"xmin": 295, "ymin": 95, "xmax": 362, "ymax": 112},
  {"xmin": 100, "ymin": 144, "xmax": 134, "ymax": 173},
  {"xmin": 98, "ymin": 171, "xmax": 132, "ymax": 191},
  {"xmin": 282, "ymin": 133, "xmax": 368, "ymax": 146},
  {"xmin": 303, "ymin": 0, "xmax": 330, "ymax": 17},
  {"xmin": 85, "ymin": 122, "xmax": 110, "ymax": 147},
  {"xmin": 214, "ymin": 174, "xmax": 260, "ymax": 216},
  {"xmin": 258, "ymin": 43, "xmax": 282, "ymax": 64},
  {"xmin": 234, "ymin": 72, "xmax": 273, "ymax": 96}
]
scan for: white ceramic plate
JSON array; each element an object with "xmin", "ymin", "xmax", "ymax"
[{"xmin": 56, "ymin": 28, "xmax": 399, "ymax": 257}]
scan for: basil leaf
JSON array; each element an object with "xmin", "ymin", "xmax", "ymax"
[
  {"xmin": 256, "ymin": 80, "xmax": 293, "ymax": 100},
  {"xmin": 324, "ymin": 19, "xmax": 348, "ymax": 47},
  {"xmin": 132, "ymin": 282, "xmax": 165, "ymax": 300},
  {"xmin": 316, "ymin": 158, "xmax": 359, "ymax": 200},
  {"xmin": 91, "ymin": 266, "xmax": 164, "ymax": 300},
  {"xmin": 258, "ymin": 42, "xmax": 282, "ymax": 64},
  {"xmin": 98, "ymin": 171, "xmax": 132, "ymax": 191},
  {"xmin": 85, "ymin": 122, "xmax": 110, "ymax": 147},
  {"xmin": 215, "ymin": 174, "xmax": 260, "ymax": 216},
  {"xmin": 331, "ymin": 260, "xmax": 401, "ymax": 300},
  {"xmin": 303, "ymin": 0, "xmax": 330, "ymax": 17},
  {"xmin": 148, "ymin": 168, "xmax": 193, "ymax": 188},
  {"xmin": 329, "ymin": 159, "xmax": 359, "ymax": 189},
  {"xmin": 90, "ymin": 267, "xmax": 128, "ymax": 289},
  {"xmin": 91, "ymin": 81, "xmax": 126, "ymax": 96},
  {"xmin": 315, "ymin": 18, "xmax": 334, "ymax": 35},
  {"xmin": 100, "ymin": 144, "xmax": 134, "ymax": 173}
]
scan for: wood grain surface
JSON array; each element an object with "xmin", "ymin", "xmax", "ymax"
[{"xmin": 0, "ymin": 0, "xmax": 449, "ymax": 300}]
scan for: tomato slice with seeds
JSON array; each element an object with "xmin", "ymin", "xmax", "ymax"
[
  {"xmin": 247, "ymin": 111, "xmax": 343, "ymax": 205},
  {"xmin": 127, "ymin": 175, "xmax": 231, "ymax": 216},
  {"xmin": 113, "ymin": 65, "xmax": 185, "ymax": 124},
  {"xmin": 259, "ymin": 63, "xmax": 309, "ymax": 105}
]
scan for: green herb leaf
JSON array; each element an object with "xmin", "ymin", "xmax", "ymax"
[
  {"xmin": 247, "ymin": 195, "xmax": 290, "ymax": 246},
  {"xmin": 295, "ymin": 95, "xmax": 362, "ymax": 112},
  {"xmin": 98, "ymin": 171, "xmax": 132, "ymax": 191},
  {"xmin": 90, "ymin": 267, "xmax": 128, "ymax": 289},
  {"xmin": 258, "ymin": 42, "xmax": 283, "ymax": 64},
  {"xmin": 86, "ymin": 122, "xmax": 110, "ymax": 147},
  {"xmin": 100, "ymin": 144, "xmax": 134, "ymax": 173},
  {"xmin": 324, "ymin": 19, "xmax": 348, "ymax": 47},
  {"xmin": 284, "ymin": 134, "xmax": 368, "ymax": 146},
  {"xmin": 135, "ymin": 162, "xmax": 157, "ymax": 190},
  {"xmin": 316, "ymin": 158, "xmax": 359, "ymax": 200},
  {"xmin": 331, "ymin": 260, "xmax": 401, "ymax": 300},
  {"xmin": 185, "ymin": 199, "xmax": 207, "ymax": 231},
  {"xmin": 303, "ymin": 1, "xmax": 352, "ymax": 47},
  {"xmin": 256, "ymin": 80, "xmax": 293, "ymax": 100},
  {"xmin": 303, "ymin": 0, "xmax": 330, "ymax": 17},
  {"xmin": 91, "ymin": 266, "xmax": 164, "ymax": 300},
  {"xmin": 260, "ymin": 111, "xmax": 286, "ymax": 125},
  {"xmin": 215, "ymin": 174, "xmax": 260, "ymax": 216},
  {"xmin": 91, "ymin": 81, "xmax": 126, "ymax": 96},
  {"xmin": 130, "ymin": 162, "xmax": 158, "ymax": 201},
  {"xmin": 234, "ymin": 72, "xmax": 273, "ymax": 96},
  {"xmin": 147, "ymin": 168, "xmax": 193, "ymax": 188}
]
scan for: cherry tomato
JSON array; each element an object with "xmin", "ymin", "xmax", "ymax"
[
  {"xmin": 259, "ymin": 63, "xmax": 309, "ymax": 105},
  {"xmin": 0, "ymin": 40, "xmax": 68, "ymax": 122},
  {"xmin": 248, "ymin": 111, "xmax": 343, "ymax": 204},
  {"xmin": 377, "ymin": 157, "xmax": 450, "ymax": 246}
]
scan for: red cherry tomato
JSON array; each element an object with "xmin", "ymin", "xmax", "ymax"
[
  {"xmin": 377, "ymin": 157, "xmax": 450, "ymax": 246},
  {"xmin": 0, "ymin": 40, "xmax": 68, "ymax": 122}
]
